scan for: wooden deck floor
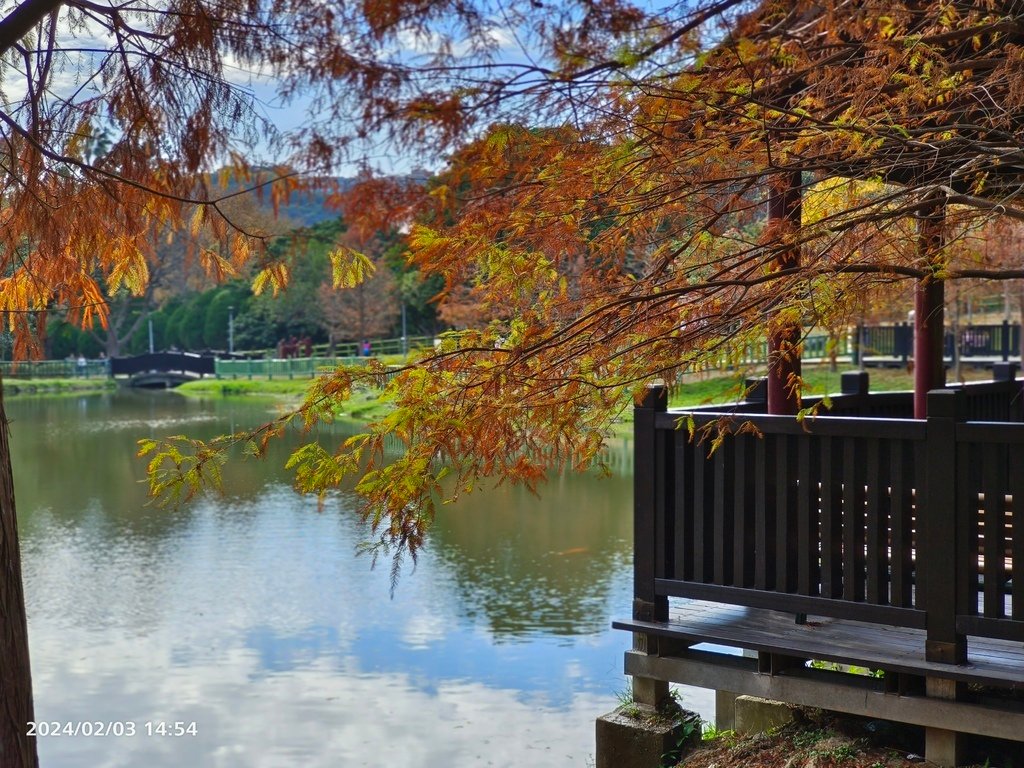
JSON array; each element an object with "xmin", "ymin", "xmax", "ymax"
[{"xmin": 614, "ymin": 599, "xmax": 1024, "ymax": 689}]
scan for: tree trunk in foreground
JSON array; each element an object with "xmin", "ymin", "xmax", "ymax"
[
  {"xmin": 913, "ymin": 200, "xmax": 946, "ymax": 419},
  {"xmin": 0, "ymin": 377, "xmax": 38, "ymax": 767},
  {"xmin": 766, "ymin": 170, "xmax": 802, "ymax": 415}
]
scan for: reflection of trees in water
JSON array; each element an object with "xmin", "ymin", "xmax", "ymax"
[
  {"xmin": 12, "ymin": 392, "xmax": 406, "ymax": 544},
  {"xmin": 13, "ymin": 391, "xmax": 633, "ymax": 643},
  {"xmin": 14, "ymin": 393, "xmax": 300, "ymax": 537},
  {"xmin": 427, "ymin": 450, "xmax": 633, "ymax": 640}
]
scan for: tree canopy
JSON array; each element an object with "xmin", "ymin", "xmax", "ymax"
[
  {"xmin": 118, "ymin": 1, "xmax": 1024, "ymax": 567},
  {"xmin": 4, "ymin": 2, "xmax": 1024, "ymax": 761},
  {"xmin": 5, "ymin": 0, "xmax": 1024, "ymax": 603}
]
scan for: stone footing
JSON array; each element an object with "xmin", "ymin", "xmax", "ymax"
[
  {"xmin": 595, "ymin": 705, "xmax": 700, "ymax": 768},
  {"xmin": 734, "ymin": 695, "xmax": 795, "ymax": 735},
  {"xmin": 715, "ymin": 690, "xmax": 738, "ymax": 731}
]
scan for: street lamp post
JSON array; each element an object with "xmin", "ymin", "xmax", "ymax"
[
  {"xmin": 401, "ymin": 302, "xmax": 407, "ymax": 358},
  {"xmin": 228, "ymin": 305, "xmax": 235, "ymax": 355},
  {"xmin": 148, "ymin": 317, "xmax": 154, "ymax": 354}
]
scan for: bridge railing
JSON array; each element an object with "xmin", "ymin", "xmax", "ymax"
[{"xmin": 110, "ymin": 352, "xmax": 215, "ymax": 377}]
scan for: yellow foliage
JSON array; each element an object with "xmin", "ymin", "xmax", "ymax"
[
  {"xmin": 251, "ymin": 263, "xmax": 290, "ymax": 296},
  {"xmin": 329, "ymin": 247, "xmax": 375, "ymax": 289}
]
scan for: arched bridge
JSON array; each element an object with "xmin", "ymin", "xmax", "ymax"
[{"xmin": 110, "ymin": 352, "xmax": 216, "ymax": 388}]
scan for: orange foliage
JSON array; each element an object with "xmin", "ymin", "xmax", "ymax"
[{"xmin": 6, "ymin": 1, "xmax": 1024, "ymax": 564}]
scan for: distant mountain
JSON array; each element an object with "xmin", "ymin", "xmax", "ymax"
[
  {"xmin": 276, "ymin": 182, "xmax": 350, "ymax": 226},
  {"xmin": 212, "ymin": 168, "xmax": 432, "ymax": 228}
]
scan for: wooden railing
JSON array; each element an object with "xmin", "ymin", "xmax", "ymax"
[
  {"xmin": 634, "ymin": 381, "xmax": 1024, "ymax": 667},
  {"xmin": 954, "ymin": 421, "xmax": 1024, "ymax": 641},
  {"xmin": 684, "ymin": 366, "xmax": 1023, "ymax": 422},
  {"xmin": 853, "ymin": 321, "xmax": 1021, "ymax": 363}
]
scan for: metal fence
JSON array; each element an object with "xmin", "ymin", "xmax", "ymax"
[
  {"xmin": 0, "ymin": 360, "xmax": 110, "ymax": 379},
  {"xmin": 214, "ymin": 356, "xmax": 400, "ymax": 384}
]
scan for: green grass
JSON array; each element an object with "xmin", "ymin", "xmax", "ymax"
[
  {"xmin": 670, "ymin": 362, "xmax": 993, "ymax": 409},
  {"xmin": 175, "ymin": 361, "xmax": 1001, "ymax": 430},
  {"xmin": 177, "ymin": 377, "xmax": 393, "ymax": 422},
  {"xmin": 176, "ymin": 377, "xmax": 317, "ymax": 397}
]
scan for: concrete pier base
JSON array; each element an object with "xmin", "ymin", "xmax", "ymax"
[
  {"xmin": 734, "ymin": 695, "xmax": 795, "ymax": 735},
  {"xmin": 595, "ymin": 705, "xmax": 700, "ymax": 768},
  {"xmin": 715, "ymin": 690, "xmax": 738, "ymax": 731},
  {"xmin": 925, "ymin": 678, "xmax": 964, "ymax": 768}
]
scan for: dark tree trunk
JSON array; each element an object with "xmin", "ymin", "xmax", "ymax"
[
  {"xmin": 913, "ymin": 199, "xmax": 946, "ymax": 419},
  {"xmin": 766, "ymin": 170, "xmax": 802, "ymax": 415},
  {"xmin": 0, "ymin": 378, "xmax": 38, "ymax": 767}
]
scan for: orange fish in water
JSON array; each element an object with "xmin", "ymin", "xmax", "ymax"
[{"xmin": 556, "ymin": 547, "xmax": 588, "ymax": 556}]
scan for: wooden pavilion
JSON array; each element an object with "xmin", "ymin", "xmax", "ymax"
[{"xmin": 614, "ymin": 4, "xmax": 1024, "ymax": 766}]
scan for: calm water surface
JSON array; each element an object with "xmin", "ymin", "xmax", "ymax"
[{"xmin": 13, "ymin": 390, "xmax": 712, "ymax": 767}]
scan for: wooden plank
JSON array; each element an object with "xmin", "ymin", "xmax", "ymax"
[
  {"xmin": 713, "ymin": 439, "xmax": 734, "ymax": 585},
  {"xmin": 956, "ymin": 422, "xmax": 1024, "ymax": 444},
  {"xmin": 619, "ymin": 613, "xmax": 927, "ymax": 665},
  {"xmin": 982, "ymin": 442, "xmax": 1006, "ymax": 618},
  {"xmin": 890, "ymin": 439, "xmax": 914, "ymax": 608},
  {"xmin": 755, "ymin": 436, "xmax": 771, "ymax": 590},
  {"xmin": 913, "ymin": 439, "xmax": 927, "ymax": 609},
  {"xmin": 1013, "ymin": 448, "xmax": 1024, "ymax": 621},
  {"xmin": 923, "ymin": 391, "xmax": 965, "ymax": 663},
  {"xmin": 633, "ymin": 385, "xmax": 667, "ymax": 619},
  {"xmin": 865, "ymin": 437, "xmax": 889, "ymax": 604},
  {"xmin": 820, "ymin": 436, "xmax": 843, "ymax": 599},
  {"xmin": 617, "ymin": 601, "xmax": 1024, "ymax": 688},
  {"xmin": 692, "ymin": 437, "xmax": 707, "ymax": 582},
  {"xmin": 843, "ymin": 437, "xmax": 866, "ymax": 602},
  {"xmin": 674, "ymin": 431, "xmax": 692, "ymax": 582},
  {"xmin": 624, "ymin": 651, "xmax": 1024, "ymax": 742},
  {"xmin": 658, "ymin": 411, "xmax": 928, "ymax": 440},
  {"xmin": 775, "ymin": 434, "xmax": 795, "ymax": 593},
  {"xmin": 653, "ymin": 579, "xmax": 927, "ymax": 628},
  {"xmin": 955, "ymin": 615, "xmax": 1024, "ymax": 642},
  {"xmin": 796, "ymin": 436, "xmax": 819, "ymax": 596},
  {"xmin": 955, "ymin": 441, "xmax": 977, "ymax": 617},
  {"xmin": 656, "ymin": 428, "xmax": 676, "ymax": 582},
  {"xmin": 732, "ymin": 437, "xmax": 751, "ymax": 588}
]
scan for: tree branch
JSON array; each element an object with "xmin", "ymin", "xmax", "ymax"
[{"xmin": 0, "ymin": 0, "xmax": 62, "ymax": 58}]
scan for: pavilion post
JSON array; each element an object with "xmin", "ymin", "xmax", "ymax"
[
  {"xmin": 913, "ymin": 198, "xmax": 947, "ymax": 419},
  {"xmin": 767, "ymin": 171, "xmax": 803, "ymax": 415}
]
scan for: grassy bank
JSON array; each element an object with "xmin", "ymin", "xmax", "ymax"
[
  {"xmin": 176, "ymin": 377, "xmax": 316, "ymax": 397},
  {"xmin": 175, "ymin": 362, "xmax": 998, "ymax": 424},
  {"xmin": 175, "ymin": 377, "xmax": 393, "ymax": 421},
  {"xmin": 2, "ymin": 377, "xmax": 116, "ymax": 396},
  {"xmin": 2, "ymin": 361, "xmax": 995, "ymax": 410},
  {"xmin": 677, "ymin": 709, "xmax": 1014, "ymax": 768}
]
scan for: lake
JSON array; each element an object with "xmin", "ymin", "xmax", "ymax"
[{"xmin": 12, "ymin": 390, "xmax": 712, "ymax": 767}]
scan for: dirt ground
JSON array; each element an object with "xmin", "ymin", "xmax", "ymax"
[{"xmin": 675, "ymin": 710, "xmax": 1021, "ymax": 768}]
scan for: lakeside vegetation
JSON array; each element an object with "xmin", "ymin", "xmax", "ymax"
[
  {"xmin": 172, "ymin": 361, "xmax": 999, "ymax": 426},
  {"xmin": 7, "ymin": 360, "xmax": 995, "ymax": 418},
  {"xmin": 3, "ymin": 378, "xmax": 117, "ymax": 397}
]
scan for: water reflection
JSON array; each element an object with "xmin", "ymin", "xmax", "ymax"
[{"xmin": 13, "ymin": 391, "xmax": 712, "ymax": 767}]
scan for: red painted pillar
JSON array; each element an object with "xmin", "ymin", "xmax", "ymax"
[
  {"xmin": 767, "ymin": 171, "xmax": 803, "ymax": 415},
  {"xmin": 914, "ymin": 200, "xmax": 946, "ymax": 419}
]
